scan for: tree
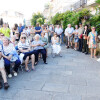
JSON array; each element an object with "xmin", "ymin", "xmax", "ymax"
[
  {"xmin": 37, "ymin": 18, "xmax": 44, "ymax": 26},
  {"xmin": 96, "ymin": 0, "xmax": 100, "ymax": 4},
  {"xmin": 31, "ymin": 13, "xmax": 45, "ymax": 26}
]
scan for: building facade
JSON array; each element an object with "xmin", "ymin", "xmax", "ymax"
[
  {"xmin": 72, "ymin": 0, "xmax": 100, "ymax": 15},
  {"xmin": 0, "ymin": 10, "xmax": 24, "ymax": 28}
]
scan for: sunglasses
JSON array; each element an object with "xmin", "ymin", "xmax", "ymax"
[
  {"xmin": 0, "ymin": 35, "xmax": 4, "ymax": 36},
  {"xmin": 21, "ymin": 37, "xmax": 26, "ymax": 39}
]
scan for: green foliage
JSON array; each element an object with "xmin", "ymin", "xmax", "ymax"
[
  {"xmin": 50, "ymin": 9, "xmax": 91, "ymax": 30},
  {"xmin": 90, "ymin": 15, "xmax": 100, "ymax": 35},
  {"xmin": 31, "ymin": 13, "xmax": 45, "ymax": 26},
  {"xmin": 63, "ymin": 9, "xmax": 91, "ymax": 30},
  {"xmin": 37, "ymin": 18, "xmax": 44, "ymax": 26},
  {"xmin": 51, "ymin": 13, "xmax": 64, "ymax": 25},
  {"xmin": 96, "ymin": 0, "xmax": 100, "ymax": 4}
]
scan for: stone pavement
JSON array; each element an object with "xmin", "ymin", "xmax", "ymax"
[{"xmin": 0, "ymin": 45, "xmax": 100, "ymax": 100}]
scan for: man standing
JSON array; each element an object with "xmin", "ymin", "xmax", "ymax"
[
  {"xmin": 55, "ymin": 25, "xmax": 63, "ymax": 44},
  {"xmin": 35, "ymin": 23, "xmax": 42, "ymax": 35},
  {"xmin": 48, "ymin": 24, "xmax": 54, "ymax": 43},
  {"xmin": 78, "ymin": 23, "xmax": 84, "ymax": 52},
  {"xmin": 64, "ymin": 24, "xmax": 74, "ymax": 49},
  {"xmin": 18, "ymin": 23, "xmax": 25, "ymax": 36}
]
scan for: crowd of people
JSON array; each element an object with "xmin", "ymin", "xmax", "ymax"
[{"xmin": 0, "ymin": 22, "xmax": 99, "ymax": 90}]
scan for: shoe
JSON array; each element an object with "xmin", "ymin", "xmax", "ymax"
[
  {"xmin": 13, "ymin": 72, "xmax": 18, "ymax": 77},
  {"xmin": 85, "ymin": 52, "xmax": 88, "ymax": 55},
  {"xmin": 59, "ymin": 54, "xmax": 62, "ymax": 57},
  {"xmin": 66, "ymin": 46, "xmax": 69, "ymax": 49},
  {"xmin": 25, "ymin": 69, "xmax": 30, "ymax": 72},
  {"xmin": 0, "ymin": 82, "xmax": 2, "ymax": 89},
  {"xmin": 8, "ymin": 74, "xmax": 12, "ymax": 78},
  {"xmin": 71, "ymin": 46, "xmax": 73, "ymax": 49},
  {"xmin": 35, "ymin": 62, "xmax": 38, "ymax": 66},
  {"xmin": 52, "ymin": 54, "xmax": 55, "ymax": 58},
  {"xmin": 44, "ymin": 62, "xmax": 48, "ymax": 64},
  {"xmin": 4, "ymin": 82, "xmax": 9, "ymax": 90},
  {"xmin": 32, "ymin": 67, "xmax": 35, "ymax": 71}
]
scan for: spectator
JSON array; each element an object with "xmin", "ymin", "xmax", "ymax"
[
  {"xmin": 51, "ymin": 33, "xmax": 62, "ymax": 58},
  {"xmin": 55, "ymin": 25, "xmax": 63, "ymax": 44},
  {"xmin": 83, "ymin": 25, "xmax": 90, "ymax": 54},
  {"xmin": 73, "ymin": 25, "xmax": 79, "ymax": 50},
  {"xmin": 31, "ymin": 34, "xmax": 47, "ymax": 64},
  {"xmin": 87, "ymin": 26, "xmax": 98, "ymax": 58},
  {"xmin": 0, "ymin": 46, "xmax": 9, "ymax": 89},
  {"xmin": 0, "ymin": 23, "xmax": 10, "ymax": 38},
  {"xmin": 48, "ymin": 24, "xmax": 54, "ymax": 43},
  {"xmin": 64, "ymin": 24, "xmax": 74, "ymax": 49},
  {"xmin": 18, "ymin": 23, "xmax": 25, "ymax": 37},
  {"xmin": 18, "ymin": 34, "xmax": 35, "ymax": 71},
  {"xmin": 40, "ymin": 32, "xmax": 48, "ymax": 57},
  {"xmin": 78, "ymin": 23, "xmax": 84, "ymax": 52},
  {"xmin": 35, "ymin": 23, "xmax": 42, "ymax": 35},
  {"xmin": 2, "ymin": 37, "xmax": 21, "ymax": 78}
]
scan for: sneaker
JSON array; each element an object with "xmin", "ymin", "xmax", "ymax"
[
  {"xmin": 13, "ymin": 72, "xmax": 18, "ymax": 77},
  {"xmin": 8, "ymin": 74, "xmax": 12, "ymax": 78},
  {"xmin": 4, "ymin": 82, "xmax": 9, "ymax": 90},
  {"xmin": 44, "ymin": 62, "xmax": 48, "ymax": 64},
  {"xmin": 0, "ymin": 82, "xmax": 2, "ymax": 89}
]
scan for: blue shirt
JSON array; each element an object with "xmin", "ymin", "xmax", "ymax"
[
  {"xmin": 35, "ymin": 27, "xmax": 41, "ymax": 35},
  {"xmin": 18, "ymin": 26, "xmax": 25, "ymax": 34}
]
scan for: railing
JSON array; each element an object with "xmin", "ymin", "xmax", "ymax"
[{"xmin": 73, "ymin": 0, "xmax": 87, "ymax": 10}]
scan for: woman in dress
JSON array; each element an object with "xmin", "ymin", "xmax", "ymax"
[
  {"xmin": 87, "ymin": 26, "xmax": 98, "ymax": 58},
  {"xmin": 51, "ymin": 32, "xmax": 62, "ymax": 58}
]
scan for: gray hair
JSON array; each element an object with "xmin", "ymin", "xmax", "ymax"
[{"xmin": 34, "ymin": 34, "xmax": 40, "ymax": 39}]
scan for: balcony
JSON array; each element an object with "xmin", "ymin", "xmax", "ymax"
[{"xmin": 73, "ymin": 0, "xmax": 87, "ymax": 10}]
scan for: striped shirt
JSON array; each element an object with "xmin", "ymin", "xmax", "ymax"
[{"xmin": 18, "ymin": 40, "xmax": 30, "ymax": 50}]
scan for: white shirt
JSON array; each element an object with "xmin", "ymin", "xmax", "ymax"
[
  {"xmin": 2, "ymin": 43, "xmax": 15, "ymax": 55},
  {"xmin": 55, "ymin": 28, "xmax": 63, "ymax": 35},
  {"xmin": 65, "ymin": 27, "xmax": 74, "ymax": 36}
]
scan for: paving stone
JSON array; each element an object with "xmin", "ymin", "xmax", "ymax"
[
  {"xmin": 42, "ymin": 83, "xmax": 69, "ymax": 93},
  {"xmin": 52, "ymin": 93, "xmax": 81, "ymax": 100},
  {"xmin": 82, "ymin": 96, "xmax": 100, "ymax": 100},
  {"xmin": 13, "ymin": 90, "xmax": 53, "ymax": 100},
  {"xmin": 69, "ymin": 85, "xmax": 87, "ymax": 95}
]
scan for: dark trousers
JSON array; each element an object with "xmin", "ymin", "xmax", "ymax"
[
  {"xmin": 78, "ymin": 39, "xmax": 83, "ymax": 52},
  {"xmin": 4, "ymin": 58, "xmax": 21, "ymax": 74},
  {"xmin": 35, "ymin": 49, "xmax": 46, "ymax": 63},
  {"xmin": 23, "ymin": 50, "xmax": 38, "ymax": 62},
  {"xmin": 83, "ymin": 39, "xmax": 88, "ymax": 53}
]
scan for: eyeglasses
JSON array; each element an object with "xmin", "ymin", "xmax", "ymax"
[{"xmin": 21, "ymin": 37, "xmax": 26, "ymax": 39}]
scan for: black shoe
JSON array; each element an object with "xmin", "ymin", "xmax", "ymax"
[
  {"xmin": 4, "ymin": 82, "xmax": 9, "ymax": 90},
  {"xmin": 85, "ymin": 52, "xmax": 88, "ymax": 55},
  {"xmin": 44, "ymin": 62, "xmax": 48, "ymax": 64},
  {"xmin": 71, "ymin": 46, "xmax": 73, "ymax": 49},
  {"xmin": 0, "ymin": 82, "xmax": 2, "ymax": 89},
  {"xmin": 66, "ymin": 46, "xmax": 69, "ymax": 49}
]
